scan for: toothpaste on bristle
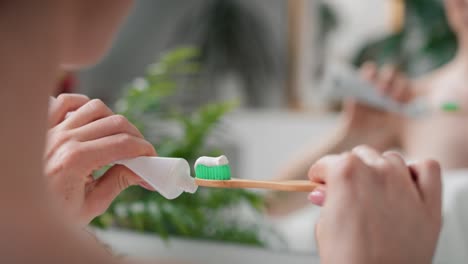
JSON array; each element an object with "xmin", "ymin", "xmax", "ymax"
[{"xmin": 195, "ymin": 155, "xmax": 229, "ymax": 167}]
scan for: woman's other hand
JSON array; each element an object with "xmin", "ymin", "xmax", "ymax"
[{"xmin": 338, "ymin": 62, "xmax": 414, "ymax": 151}]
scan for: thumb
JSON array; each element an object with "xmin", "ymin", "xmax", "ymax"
[
  {"xmin": 343, "ymin": 98, "xmax": 357, "ymax": 114},
  {"xmin": 343, "ymin": 98, "xmax": 373, "ymax": 118},
  {"xmin": 314, "ymin": 217, "xmax": 324, "ymax": 254},
  {"xmin": 85, "ymin": 165, "xmax": 142, "ymax": 218},
  {"xmin": 342, "ymin": 99, "xmax": 357, "ymax": 119}
]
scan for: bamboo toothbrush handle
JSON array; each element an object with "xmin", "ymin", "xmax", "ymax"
[{"xmin": 195, "ymin": 178, "xmax": 319, "ymax": 192}]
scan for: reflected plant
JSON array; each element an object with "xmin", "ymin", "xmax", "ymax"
[
  {"xmin": 92, "ymin": 47, "xmax": 275, "ymax": 247},
  {"xmin": 354, "ymin": 0, "xmax": 456, "ymax": 75}
]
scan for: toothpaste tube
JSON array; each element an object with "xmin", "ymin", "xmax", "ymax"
[{"xmin": 320, "ymin": 63, "xmax": 429, "ymax": 118}]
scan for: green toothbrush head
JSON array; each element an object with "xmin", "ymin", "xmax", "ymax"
[
  {"xmin": 195, "ymin": 164, "xmax": 232, "ymax": 180},
  {"xmin": 441, "ymin": 102, "xmax": 460, "ymax": 112},
  {"xmin": 194, "ymin": 155, "xmax": 232, "ymax": 180}
]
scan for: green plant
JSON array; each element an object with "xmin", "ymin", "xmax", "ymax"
[
  {"xmin": 353, "ymin": 0, "xmax": 456, "ymax": 75},
  {"xmin": 92, "ymin": 47, "xmax": 274, "ymax": 247}
]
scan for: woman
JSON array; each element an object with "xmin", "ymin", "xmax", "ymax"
[{"xmin": 0, "ymin": 0, "xmax": 442, "ymax": 263}]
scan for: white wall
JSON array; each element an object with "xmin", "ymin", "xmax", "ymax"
[{"xmin": 226, "ymin": 111, "xmax": 338, "ymax": 180}]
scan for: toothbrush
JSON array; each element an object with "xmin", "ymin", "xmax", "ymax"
[
  {"xmin": 194, "ymin": 156, "xmax": 319, "ymax": 192},
  {"xmin": 321, "ymin": 63, "xmax": 461, "ymax": 117}
]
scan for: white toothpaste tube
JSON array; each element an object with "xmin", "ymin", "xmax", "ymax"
[
  {"xmin": 115, "ymin": 157, "xmax": 198, "ymax": 200},
  {"xmin": 320, "ymin": 63, "xmax": 429, "ymax": 118}
]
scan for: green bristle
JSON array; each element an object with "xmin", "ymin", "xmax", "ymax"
[
  {"xmin": 441, "ymin": 102, "xmax": 460, "ymax": 112},
  {"xmin": 195, "ymin": 164, "xmax": 231, "ymax": 180}
]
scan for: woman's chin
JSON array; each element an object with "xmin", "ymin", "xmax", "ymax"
[{"xmin": 61, "ymin": 45, "xmax": 111, "ymax": 70}]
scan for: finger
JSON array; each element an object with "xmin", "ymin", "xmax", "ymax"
[
  {"xmin": 84, "ymin": 165, "xmax": 142, "ymax": 218},
  {"xmin": 308, "ymin": 154, "xmax": 343, "ymax": 184},
  {"xmin": 360, "ymin": 61, "xmax": 378, "ymax": 82},
  {"xmin": 70, "ymin": 114, "xmax": 143, "ymax": 142},
  {"xmin": 409, "ymin": 160, "xmax": 442, "ymax": 216},
  {"xmin": 62, "ymin": 99, "xmax": 113, "ymax": 129},
  {"xmin": 309, "ymin": 152, "xmax": 370, "ymax": 188},
  {"xmin": 382, "ymin": 151, "xmax": 407, "ymax": 171},
  {"xmin": 397, "ymin": 78, "xmax": 413, "ymax": 103},
  {"xmin": 62, "ymin": 134, "xmax": 156, "ymax": 174},
  {"xmin": 351, "ymin": 145, "xmax": 383, "ymax": 166},
  {"xmin": 389, "ymin": 77, "xmax": 404, "ymax": 102},
  {"xmin": 378, "ymin": 64, "xmax": 398, "ymax": 95},
  {"xmin": 342, "ymin": 98, "xmax": 358, "ymax": 119},
  {"xmin": 382, "ymin": 151, "xmax": 414, "ymax": 186},
  {"xmin": 389, "ymin": 76, "xmax": 411, "ymax": 103},
  {"xmin": 48, "ymin": 94, "xmax": 90, "ymax": 128}
]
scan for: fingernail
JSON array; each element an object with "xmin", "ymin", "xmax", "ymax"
[{"xmin": 308, "ymin": 190, "xmax": 325, "ymax": 206}]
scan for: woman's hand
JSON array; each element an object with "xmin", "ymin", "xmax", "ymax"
[
  {"xmin": 308, "ymin": 146, "xmax": 442, "ymax": 264},
  {"xmin": 339, "ymin": 62, "xmax": 414, "ymax": 151},
  {"xmin": 265, "ymin": 63, "xmax": 415, "ymax": 216},
  {"xmin": 45, "ymin": 94, "xmax": 156, "ymax": 226}
]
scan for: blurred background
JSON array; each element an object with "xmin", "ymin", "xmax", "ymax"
[{"xmin": 57, "ymin": 0, "xmax": 460, "ymax": 263}]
